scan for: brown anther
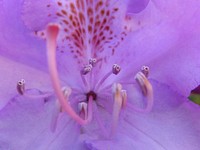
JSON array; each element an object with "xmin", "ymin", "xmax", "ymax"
[{"xmin": 112, "ymin": 64, "xmax": 121, "ymax": 75}]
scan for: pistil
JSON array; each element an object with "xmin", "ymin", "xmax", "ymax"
[
  {"xmin": 46, "ymin": 24, "xmax": 88, "ymax": 125},
  {"xmin": 80, "ymin": 64, "xmax": 93, "ymax": 88}
]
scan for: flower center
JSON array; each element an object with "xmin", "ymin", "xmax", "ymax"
[
  {"xmin": 16, "ymin": 24, "xmax": 153, "ymax": 137},
  {"xmin": 17, "ymin": 0, "xmax": 154, "ymax": 137},
  {"xmin": 86, "ymin": 91, "xmax": 97, "ymax": 101},
  {"xmin": 46, "ymin": 24, "xmax": 154, "ymax": 136},
  {"xmin": 80, "ymin": 57, "xmax": 121, "ymax": 92}
]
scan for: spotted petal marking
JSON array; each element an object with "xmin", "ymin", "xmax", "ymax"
[{"xmin": 49, "ymin": 0, "xmax": 129, "ymax": 64}]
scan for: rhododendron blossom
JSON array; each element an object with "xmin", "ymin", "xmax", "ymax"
[{"xmin": 0, "ymin": 0, "xmax": 200, "ymax": 150}]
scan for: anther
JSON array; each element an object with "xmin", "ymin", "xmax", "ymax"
[
  {"xmin": 81, "ymin": 64, "xmax": 93, "ymax": 75},
  {"xmin": 62, "ymin": 86, "xmax": 72, "ymax": 98},
  {"xmin": 59, "ymin": 87, "xmax": 72, "ymax": 112},
  {"xmin": 78, "ymin": 95, "xmax": 93, "ymax": 123},
  {"xmin": 78, "ymin": 102, "xmax": 88, "ymax": 120},
  {"xmin": 135, "ymin": 72, "xmax": 148, "ymax": 95},
  {"xmin": 89, "ymin": 58, "xmax": 97, "ymax": 67},
  {"xmin": 121, "ymin": 90, "xmax": 127, "ymax": 108},
  {"xmin": 141, "ymin": 65, "xmax": 149, "ymax": 77},
  {"xmin": 17, "ymin": 79, "xmax": 25, "ymax": 95},
  {"xmin": 112, "ymin": 64, "xmax": 121, "ymax": 75}
]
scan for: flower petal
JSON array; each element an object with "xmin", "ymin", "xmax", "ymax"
[
  {"xmin": 0, "ymin": 90, "xmax": 83, "ymax": 150},
  {"xmin": 127, "ymin": 0, "xmax": 150, "ymax": 14},
  {"xmin": 103, "ymin": 1, "xmax": 179, "ymax": 83},
  {"xmin": 147, "ymin": 1, "xmax": 200, "ymax": 96},
  {"xmin": 125, "ymin": 81, "xmax": 200, "ymax": 149},
  {"xmin": 0, "ymin": 56, "xmax": 51, "ymax": 109},
  {"xmin": 108, "ymin": 0, "xmax": 200, "ymax": 89},
  {"xmin": 21, "ymin": 0, "xmax": 56, "ymax": 31},
  {"xmin": 84, "ymin": 130, "xmax": 163, "ymax": 150},
  {"xmin": 127, "ymin": 79, "xmax": 186, "ymax": 114},
  {"xmin": 85, "ymin": 80, "xmax": 200, "ymax": 149},
  {"xmin": 0, "ymin": 1, "xmax": 82, "ymax": 89},
  {"xmin": 0, "ymin": 0, "xmax": 49, "ymax": 70},
  {"xmin": 150, "ymin": 37, "xmax": 200, "ymax": 96}
]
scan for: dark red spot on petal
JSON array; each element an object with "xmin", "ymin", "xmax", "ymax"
[
  {"xmin": 57, "ymin": 1, "xmax": 62, "ymax": 6},
  {"xmin": 61, "ymin": 10, "xmax": 67, "ymax": 15}
]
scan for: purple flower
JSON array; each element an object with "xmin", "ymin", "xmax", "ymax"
[{"xmin": 0, "ymin": 0, "xmax": 200, "ymax": 150}]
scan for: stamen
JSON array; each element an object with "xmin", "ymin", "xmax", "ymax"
[
  {"xmin": 112, "ymin": 64, "xmax": 121, "ymax": 75},
  {"xmin": 86, "ymin": 95, "xmax": 93, "ymax": 123},
  {"xmin": 16, "ymin": 79, "xmax": 52, "ymax": 99},
  {"xmin": 110, "ymin": 83, "xmax": 123, "ymax": 136},
  {"xmin": 46, "ymin": 24, "xmax": 87, "ymax": 125},
  {"xmin": 89, "ymin": 58, "xmax": 97, "ymax": 67},
  {"xmin": 135, "ymin": 72, "xmax": 147, "ymax": 95},
  {"xmin": 95, "ymin": 64, "xmax": 121, "ymax": 91},
  {"xmin": 17, "ymin": 79, "xmax": 25, "ymax": 95},
  {"xmin": 62, "ymin": 86, "xmax": 72, "ymax": 98},
  {"xmin": 78, "ymin": 95, "xmax": 93, "ymax": 123},
  {"xmin": 78, "ymin": 102, "xmax": 88, "ymax": 120},
  {"xmin": 80, "ymin": 64, "xmax": 93, "ymax": 89},
  {"xmin": 60, "ymin": 87, "xmax": 72, "ymax": 112},
  {"xmin": 141, "ymin": 65, "xmax": 149, "ymax": 78},
  {"xmin": 121, "ymin": 90, "xmax": 127, "ymax": 108},
  {"xmin": 51, "ymin": 87, "xmax": 72, "ymax": 132},
  {"xmin": 130, "ymin": 67, "xmax": 153, "ymax": 113},
  {"xmin": 80, "ymin": 64, "xmax": 92, "ymax": 88},
  {"xmin": 81, "ymin": 64, "xmax": 93, "ymax": 75}
]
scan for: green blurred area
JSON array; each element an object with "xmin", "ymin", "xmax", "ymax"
[{"xmin": 188, "ymin": 93, "xmax": 200, "ymax": 105}]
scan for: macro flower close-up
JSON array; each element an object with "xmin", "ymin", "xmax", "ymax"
[{"xmin": 0, "ymin": 0, "xmax": 200, "ymax": 150}]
